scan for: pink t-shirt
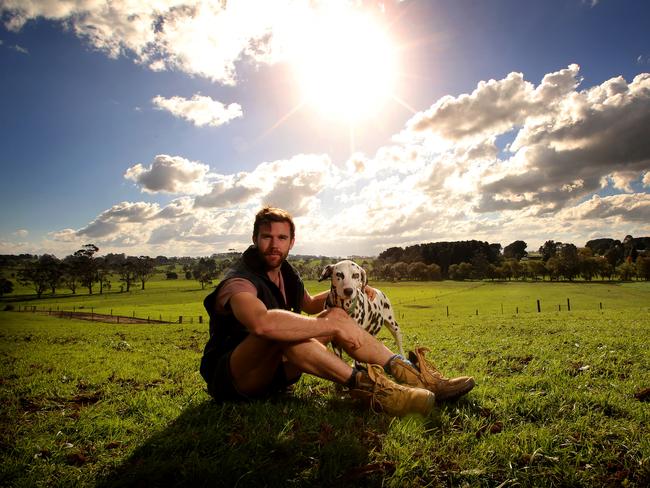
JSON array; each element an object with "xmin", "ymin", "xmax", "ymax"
[{"xmin": 215, "ymin": 276, "xmax": 308, "ymax": 313}]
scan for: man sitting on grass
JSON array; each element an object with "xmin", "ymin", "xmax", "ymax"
[{"xmin": 200, "ymin": 206, "xmax": 474, "ymax": 416}]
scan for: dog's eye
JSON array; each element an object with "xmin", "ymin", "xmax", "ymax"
[
  {"xmin": 336, "ymin": 272, "xmax": 344, "ymax": 279},
  {"xmin": 352, "ymin": 273, "xmax": 359, "ymax": 279}
]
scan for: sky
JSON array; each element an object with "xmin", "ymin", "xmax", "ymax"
[{"xmin": 1, "ymin": 0, "xmax": 649, "ymax": 259}]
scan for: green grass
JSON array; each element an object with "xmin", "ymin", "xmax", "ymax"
[{"xmin": 1, "ymin": 281, "xmax": 649, "ymax": 486}]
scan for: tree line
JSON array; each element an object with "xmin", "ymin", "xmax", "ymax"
[
  {"xmin": 1, "ymin": 234, "xmax": 649, "ymax": 298},
  {"xmin": 373, "ymin": 235, "xmax": 650, "ymax": 282}
]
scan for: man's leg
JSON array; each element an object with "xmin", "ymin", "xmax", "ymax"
[{"xmin": 228, "ymin": 334, "xmax": 288, "ymax": 396}]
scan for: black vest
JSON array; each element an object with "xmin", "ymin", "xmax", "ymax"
[{"xmin": 200, "ymin": 246, "xmax": 305, "ymax": 382}]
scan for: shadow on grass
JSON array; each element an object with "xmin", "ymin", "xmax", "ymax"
[{"xmin": 97, "ymin": 393, "xmax": 394, "ymax": 488}]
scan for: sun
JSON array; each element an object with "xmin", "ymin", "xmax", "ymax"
[{"xmin": 290, "ymin": 8, "xmax": 398, "ymax": 123}]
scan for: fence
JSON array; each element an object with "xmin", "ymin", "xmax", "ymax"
[
  {"xmin": 397, "ymin": 297, "xmax": 614, "ymax": 319},
  {"xmin": 13, "ymin": 305, "xmax": 204, "ymax": 325}
]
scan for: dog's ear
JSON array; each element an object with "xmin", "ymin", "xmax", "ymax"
[
  {"xmin": 318, "ymin": 264, "xmax": 333, "ymax": 282},
  {"xmin": 360, "ymin": 267, "xmax": 368, "ymax": 288}
]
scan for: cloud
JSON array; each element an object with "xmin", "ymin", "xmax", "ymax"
[
  {"xmin": 124, "ymin": 154, "xmax": 211, "ymax": 194},
  {"xmin": 484, "ymin": 72, "xmax": 650, "ymax": 212},
  {"xmin": 152, "ymin": 94, "xmax": 242, "ymax": 127},
  {"xmin": 12, "ymin": 229, "xmax": 29, "ymax": 237},
  {"xmin": 22, "ymin": 63, "xmax": 650, "ymax": 258},
  {"xmin": 562, "ymin": 193, "xmax": 650, "ymax": 222},
  {"xmin": 195, "ymin": 153, "xmax": 337, "ymax": 217},
  {"xmin": 404, "ymin": 65, "xmax": 581, "ymax": 145},
  {"xmin": 0, "ymin": 1, "xmax": 343, "ymax": 85}
]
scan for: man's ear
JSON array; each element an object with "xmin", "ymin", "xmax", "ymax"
[{"xmin": 318, "ymin": 265, "xmax": 333, "ymax": 282}]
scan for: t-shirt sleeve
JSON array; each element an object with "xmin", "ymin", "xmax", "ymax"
[{"xmin": 215, "ymin": 278, "xmax": 257, "ymax": 313}]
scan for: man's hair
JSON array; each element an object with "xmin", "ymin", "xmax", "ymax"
[{"xmin": 253, "ymin": 206, "xmax": 295, "ymax": 240}]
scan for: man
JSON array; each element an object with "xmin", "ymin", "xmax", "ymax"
[{"xmin": 200, "ymin": 207, "xmax": 474, "ymax": 416}]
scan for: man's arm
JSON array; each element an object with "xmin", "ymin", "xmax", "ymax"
[
  {"xmin": 229, "ymin": 291, "xmax": 364, "ymax": 350},
  {"xmin": 301, "ymin": 290, "xmax": 329, "ymax": 314}
]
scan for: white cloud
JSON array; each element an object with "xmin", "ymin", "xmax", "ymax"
[
  {"xmin": 12, "ymin": 229, "xmax": 29, "ymax": 237},
  {"xmin": 21, "ymin": 63, "xmax": 650, "ymax": 257},
  {"xmin": 195, "ymin": 153, "xmax": 338, "ymax": 217},
  {"xmin": 152, "ymin": 94, "xmax": 242, "ymax": 127},
  {"xmin": 0, "ymin": 1, "xmax": 360, "ymax": 85},
  {"xmin": 124, "ymin": 154, "xmax": 211, "ymax": 194}
]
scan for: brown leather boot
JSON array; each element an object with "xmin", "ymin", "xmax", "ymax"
[
  {"xmin": 389, "ymin": 347, "xmax": 475, "ymax": 401},
  {"xmin": 349, "ymin": 364, "xmax": 435, "ymax": 417}
]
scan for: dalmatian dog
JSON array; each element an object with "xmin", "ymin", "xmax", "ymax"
[{"xmin": 319, "ymin": 260, "xmax": 405, "ymax": 358}]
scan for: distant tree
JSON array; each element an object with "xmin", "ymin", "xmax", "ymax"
[
  {"xmin": 193, "ymin": 258, "xmax": 218, "ymax": 289},
  {"xmin": 95, "ymin": 256, "xmax": 112, "ymax": 294},
  {"xmin": 390, "ymin": 262, "xmax": 409, "ymax": 281},
  {"xmin": 636, "ymin": 256, "xmax": 650, "ymax": 281},
  {"xmin": 539, "ymin": 240, "xmax": 561, "ymax": 262},
  {"xmin": 503, "ymin": 240, "xmax": 528, "ymax": 261},
  {"xmin": 595, "ymin": 257, "xmax": 614, "ymax": 280},
  {"xmin": 558, "ymin": 243, "xmax": 580, "ymax": 281},
  {"xmin": 579, "ymin": 257, "xmax": 600, "ymax": 281},
  {"xmin": 617, "ymin": 262, "xmax": 636, "ymax": 281},
  {"xmin": 39, "ymin": 254, "xmax": 64, "ymax": 294},
  {"xmin": 525, "ymin": 260, "xmax": 547, "ymax": 281},
  {"xmin": 407, "ymin": 261, "xmax": 428, "ymax": 280},
  {"xmin": 166, "ymin": 271, "xmax": 178, "ymax": 280},
  {"xmin": 17, "ymin": 256, "xmax": 53, "ymax": 298},
  {"xmin": 73, "ymin": 244, "xmax": 99, "ymax": 294},
  {"xmin": 604, "ymin": 245, "xmax": 624, "ymax": 267},
  {"xmin": 0, "ymin": 278, "xmax": 13, "ymax": 296},
  {"xmin": 118, "ymin": 256, "xmax": 139, "ymax": 292},
  {"xmin": 426, "ymin": 263, "xmax": 442, "ymax": 281},
  {"xmin": 134, "ymin": 256, "xmax": 156, "ymax": 290},
  {"xmin": 449, "ymin": 262, "xmax": 472, "ymax": 281},
  {"xmin": 503, "ymin": 258, "xmax": 523, "ymax": 280},
  {"xmin": 378, "ymin": 247, "xmax": 405, "ymax": 264}
]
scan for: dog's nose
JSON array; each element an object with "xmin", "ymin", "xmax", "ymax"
[{"xmin": 343, "ymin": 288, "xmax": 353, "ymax": 296}]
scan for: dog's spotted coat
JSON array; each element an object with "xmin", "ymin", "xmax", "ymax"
[{"xmin": 319, "ymin": 260, "xmax": 404, "ymax": 357}]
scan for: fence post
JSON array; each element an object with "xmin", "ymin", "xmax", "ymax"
[
  {"xmin": 199, "ymin": 316, "xmax": 203, "ymax": 324},
  {"xmin": 179, "ymin": 316, "xmax": 183, "ymax": 324},
  {"xmin": 567, "ymin": 298, "xmax": 571, "ymax": 311},
  {"xmin": 475, "ymin": 309, "xmax": 478, "ymax": 316},
  {"xmin": 501, "ymin": 303, "xmax": 503, "ymax": 314},
  {"xmin": 537, "ymin": 300, "xmax": 541, "ymax": 313},
  {"xmin": 516, "ymin": 306, "xmax": 519, "ymax": 314},
  {"xmin": 446, "ymin": 306, "xmax": 449, "ymax": 317}
]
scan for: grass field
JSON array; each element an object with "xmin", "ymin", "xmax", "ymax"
[{"xmin": 1, "ymin": 280, "xmax": 649, "ymax": 486}]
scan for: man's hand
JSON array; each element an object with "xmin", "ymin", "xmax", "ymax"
[
  {"xmin": 363, "ymin": 285, "xmax": 377, "ymax": 301},
  {"xmin": 321, "ymin": 307, "xmax": 364, "ymax": 351}
]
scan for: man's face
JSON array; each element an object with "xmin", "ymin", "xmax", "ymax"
[{"xmin": 253, "ymin": 221, "xmax": 295, "ymax": 270}]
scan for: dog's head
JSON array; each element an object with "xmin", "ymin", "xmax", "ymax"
[{"xmin": 319, "ymin": 260, "xmax": 367, "ymax": 301}]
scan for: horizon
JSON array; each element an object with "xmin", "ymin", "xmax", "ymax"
[{"xmin": 1, "ymin": 0, "xmax": 649, "ymax": 258}]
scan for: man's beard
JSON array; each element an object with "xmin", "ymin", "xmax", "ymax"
[{"xmin": 259, "ymin": 248, "xmax": 287, "ymax": 269}]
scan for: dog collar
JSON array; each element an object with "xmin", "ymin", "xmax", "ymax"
[{"xmin": 346, "ymin": 295, "xmax": 358, "ymax": 315}]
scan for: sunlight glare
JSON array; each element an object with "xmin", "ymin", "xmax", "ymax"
[{"xmin": 291, "ymin": 9, "xmax": 397, "ymax": 123}]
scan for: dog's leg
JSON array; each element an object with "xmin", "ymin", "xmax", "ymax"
[{"xmin": 384, "ymin": 319, "xmax": 405, "ymax": 357}]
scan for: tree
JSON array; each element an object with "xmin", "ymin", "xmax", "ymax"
[
  {"xmin": 0, "ymin": 278, "xmax": 13, "ymax": 297},
  {"xmin": 558, "ymin": 243, "xmax": 580, "ymax": 281},
  {"xmin": 539, "ymin": 240, "xmax": 561, "ymax": 261},
  {"xmin": 17, "ymin": 256, "xmax": 52, "ymax": 298},
  {"xmin": 390, "ymin": 262, "xmax": 409, "ymax": 281},
  {"xmin": 118, "ymin": 256, "xmax": 139, "ymax": 292},
  {"xmin": 636, "ymin": 256, "xmax": 650, "ymax": 281},
  {"xmin": 193, "ymin": 258, "xmax": 218, "ymax": 289},
  {"xmin": 503, "ymin": 240, "xmax": 528, "ymax": 260},
  {"xmin": 525, "ymin": 260, "xmax": 546, "ymax": 281},
  {"xmin": 617, "ymin": 262, "xmax": 636, "ymax": 281},
  {"xmin": 407, "ymin": 262, "xmax": 429, "ymax": 280},
  {"xmin": 73, "ymin": 244, "xmax": 99, "ymax": 294},
  {"xmin": 134, "ymin": 256, "xmax": 156, "ymax": 290}
]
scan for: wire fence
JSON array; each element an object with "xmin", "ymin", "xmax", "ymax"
[{"xmin": 11, "ymin": 304, "xmax": 204, "ymax": 325}]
